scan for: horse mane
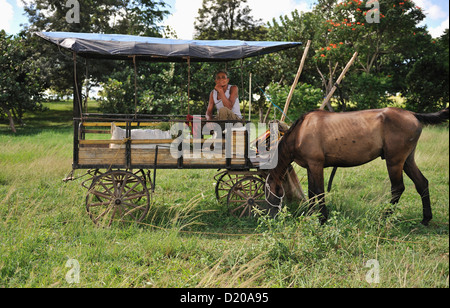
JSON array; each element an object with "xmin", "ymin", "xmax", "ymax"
[{"xmin": 281, "ymin": 109, "xmax": 323, "ymax": 141}]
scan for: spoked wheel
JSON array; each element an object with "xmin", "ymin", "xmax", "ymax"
[
  {"xmin": 86, "ymin": 170, "xmax": 150, "ymax": 227},
  {"xmin": 214, "ymin": 171, "xmax": 246, "ymax": 202},
  {"xmin": 226, "ymin": 177, "xmax": 269, "ymax": 218}
]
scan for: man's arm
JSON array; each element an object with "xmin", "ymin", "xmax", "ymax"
[
  {"xmin": 206, "ymin": 91, "xmax": 215, "ymax": 121},
  {"xmin": 215, "ymin": 85, "xmax": 238, "ymax": 110}
]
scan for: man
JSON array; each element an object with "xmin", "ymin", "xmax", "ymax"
[{"xmin": 206, "ymin": 71, "xmax": 242, "ymax": 121}]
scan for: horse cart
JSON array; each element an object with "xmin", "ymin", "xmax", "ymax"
[{"xmin": 36, "ymin": 32, "xmax": 304, "ymax": 226}]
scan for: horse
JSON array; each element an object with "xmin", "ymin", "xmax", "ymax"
[{"xmin": 265, "ymin": 107, "xmax": 449, "ymax": 226}]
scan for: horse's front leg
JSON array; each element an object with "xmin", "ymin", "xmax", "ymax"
[{"xmin": 307, "ymin": 163, "xmax": 329, "ymax": 224}]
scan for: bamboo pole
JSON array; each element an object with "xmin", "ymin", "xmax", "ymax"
[
  {"xmin": 320, "ymin": 52, "xmax": 358, "ymax": 110},
  {"xmin": 319, "ymin": 52, "xmax": 358, "ymax": 194},
  {"xmin": 281, "ymin": 40, "xmax": 312, "ymax": 122},
  {"xmin": 248, "ymin": 73, "xmax": 252, "ymax": 122}
]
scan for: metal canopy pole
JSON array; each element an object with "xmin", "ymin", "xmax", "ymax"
[
  {"xmin": 187, "ymin": 56, "xmax": 191, "ymax": 115},
  {"xmin": 133, "ymin": 55, "xmax": 138, "ymax": 118},
  {"xmin": 72, "ymin": 52, "xmax": 83, "ymax": 169},
  {"xmin": 73, "ymin": 52, "xmax": 83, "ymax": 119},
  {"xmin": 248, "ymin": 73, "xmax": 252, "ymax": 122}
]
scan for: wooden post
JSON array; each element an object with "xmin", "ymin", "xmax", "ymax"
[
  {"xmin": 281, "ymin": 40, "xmax": 311, "ymax": 122},
  {"xmin": 320, "ymin": 52, "xmax": 358, "ymax": 110}
]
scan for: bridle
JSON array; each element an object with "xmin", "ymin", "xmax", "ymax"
[{"xmin": 264, "ymin": 173, "xmax": 285, "ymax": 209}]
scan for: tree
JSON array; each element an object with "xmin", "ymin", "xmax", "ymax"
[
  {"xmin": 234, "ymin": 10, "xmax": 321, "ymax": 122},
  {"xmin": 310, "ymin": 0, "xmax": 429, "ymax": 110},
  {"xmin": 21, "ymin": 0, "xmax": 170, "ymax": 95},
  {"xmin": 405, "ymin": 29, "xmax": 450, "ymax": 112},
  {"xmin": 23, "ymin": 0, "xmax": 168, "ymax": 36},
  {"xmin": 194, "ymin": 0, "xmax": 267, "ymax": 40},
  {"xmin": 0, "ymin": 31, "xmax": 46, "ymax": 132}
]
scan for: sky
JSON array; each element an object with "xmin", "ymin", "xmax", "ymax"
[{"xmin": 1, "ymin": 0, "xmax": 448, "ymax": 38}]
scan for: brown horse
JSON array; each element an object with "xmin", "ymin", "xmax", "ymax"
[{"xmin": 265, "ymin": 107, "xmax": 449, "ymax": 225}]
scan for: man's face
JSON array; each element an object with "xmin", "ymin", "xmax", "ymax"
[{"xmin": 215, "ymin": 73, "xmax": 229, "ymax": 87}]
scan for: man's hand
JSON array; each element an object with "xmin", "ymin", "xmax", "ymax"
[{"xmin": 215, "ymin": 84, "xmax": 225, "ymax": 94}]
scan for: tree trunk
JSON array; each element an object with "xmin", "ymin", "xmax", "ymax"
[{"xmin": 1, "ymin": 104, "xmax": 17, "ymax": 133}]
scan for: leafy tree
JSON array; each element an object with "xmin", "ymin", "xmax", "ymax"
[
  {"xmin": 310, "ymin": 0, "xmax": 430, "ymax": 110},
  {"xmin": 405, "ymin": 29, "xmax": 449, "ymax": 112},
  {"xmin": 194, "ymin": 0, "xmax": 267, "ymax": 40},
  {"xmin": 0, "ymin": 31, "xmax": 46, "ymax": 132},
  {"xmin": 23, "ymin": 0, "xmax": 168, "ymax": 35},
  {"xmin": 98, "ymin": 61, "xmax": 207, "ymax": 115},
  {"xmin": 265, "ymin": 81, "xmax": 323, "ymax": 119},
  {"xmin": 22, "ymin": 0, "xmax": 170, "ymax": 95}
]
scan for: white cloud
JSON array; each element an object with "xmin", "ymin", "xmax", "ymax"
[
  {"xmin": 428, "ymin": 16, "xmax": 449, "ymax": 37},
  {"xmin": 427, "ymin": 4, "xmax": 447, "ymax": 20},
  {"xmin": 247, "ymin": 0, "xmax": 311, "ymax": 23},
  {"xmin": 414, "ymin": 0, "xmax": 448, "ymax": 20},
  {"xmin": 164, "ymin": 0, "xmax": 312, "ymax": 40},
  {"xmin": 0, "ymin": 0, "xmax": 14, "ymax": 33},
  {"xmin": 413, "ymin": 0, "xmax": 448, "ymax": 37},
  {"xmin": 163, "ymin": 0, "xmax": 203, "ymax": 39}
]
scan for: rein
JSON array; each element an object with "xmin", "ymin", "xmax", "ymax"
[{"xmin": 264, "ymin": 173, "xmax": 285, "ymax": 209}]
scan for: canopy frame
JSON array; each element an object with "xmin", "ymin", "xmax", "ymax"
[{"xmin": 37, "ymin": 31, "xmax": 302, "ymax": 124}]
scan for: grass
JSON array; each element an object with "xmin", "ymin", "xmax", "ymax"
[{"xmin": 0, "ymin": 101, "xmax": 448, "ymax": 288}]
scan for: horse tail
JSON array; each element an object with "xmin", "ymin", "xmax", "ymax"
[{"xmin": 413, "ymin": 107, "xmax": 449, "ymax": 125}]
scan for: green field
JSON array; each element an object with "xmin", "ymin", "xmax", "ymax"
[{"xmin": 0, "ymin": 102, "xmax": 448, "ymax": 288}]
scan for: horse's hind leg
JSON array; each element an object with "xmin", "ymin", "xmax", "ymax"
[
  {"xmin": 403, "ymin": 152, "xmax": 432, "ymax": 226},
  {"xmin": 386, "ymin": 161, "xmax": 406, "ymax": 206}
]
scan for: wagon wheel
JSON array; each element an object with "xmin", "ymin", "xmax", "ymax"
[
  {"xmin": 82, "ymin": 169, "xmax": 150, "ymax": 203},
  {"xmin": 86, "ymin": 170, "xmax": 150, "ymax": 227},
  {"xmin": 227, "ymin": 177, "xmax": 268, "ymax": 218},
  {"xmin": 81, "ymin": 169, "xmax": 104, "ymax": 189},
  {"xmin": 214, "ymin": 171, "xmax": 246, "ymax": 202}
]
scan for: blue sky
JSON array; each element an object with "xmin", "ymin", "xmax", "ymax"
[{"xmin": 1, "ymin": 0, "xmax": 448, "ymax": 38}]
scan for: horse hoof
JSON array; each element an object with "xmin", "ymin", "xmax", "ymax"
[
  {"xmin": 319, "ymin": 217, "xmax": 328, "ymax": 225},
  {"xmin": 421, "ymin": 219, "xmax": 431, "ymax": 226}
]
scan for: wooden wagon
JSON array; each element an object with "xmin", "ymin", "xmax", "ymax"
[{"xmin": 37, "ymin": 32, "xmax": 304, "ymax": 226}]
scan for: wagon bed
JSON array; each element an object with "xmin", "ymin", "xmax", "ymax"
[{"xmin": 75, "ymin": 114, "xmax": 256, "ymax": 171}]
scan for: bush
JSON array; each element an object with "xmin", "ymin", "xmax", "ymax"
[
  {"xmin": 265, "ymin": 82, "xmax": 323, "ymax": 119},
  {"xmin": 98, "ymin": 77, "xmax": 135, "ymax": 114},
  {"xmin": 97, "ymin": 65, "xmax": 206, "ymax": 116},
  {"xmin": 345, "ymin": 72, "xmax": 393, "ymax": 110}
]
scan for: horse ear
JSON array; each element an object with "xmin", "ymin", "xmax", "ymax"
[{"xmin": 111, "ymin": 122, "xmax": 116, "ymax": 135}]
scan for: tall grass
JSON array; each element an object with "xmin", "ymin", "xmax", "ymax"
[{"xmin": 0, "ymin": 102, "xmax": 448, "ymax": 288}]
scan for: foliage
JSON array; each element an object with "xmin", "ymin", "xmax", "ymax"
[
  {"xmin": 265, "ymin": 82, "xmax": 324, "ymax": 118},
  {"xmin": 98, "ymin": 63, "xmax": 206, "ymax": 115},
  {"xmin": 344, "ymin": 72, "xmax": 393, "ymax": 110},
  {"xmin": 12, "ymin": 0, "xmax": 450, "ymax": 119},
  {"xmin": 98, "ymin": 77, "xmax": 135, "ymax": 114},
  {"xmin": 0, "ymin": 31, "xmax": 46, "ymax": 132},
  {"xmin": 21, "ymin": 0, "xmax": 170, "ymax": 95},
  {"xmin": 23, "ymin": 0, "xmax": 169, "ymax": 36},
  {"xmin": 194, "ymin": 0, "xmax": 267, "ymax": 40},
  {"xmin": 306, "ymin": 0, "xmax": 430, "ymax": 110},
  {"xmin": 405, "ymin": 29, "xmax": 450, "ymax": 112}
]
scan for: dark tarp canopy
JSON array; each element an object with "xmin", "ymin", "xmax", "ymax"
[{"xmin": 35, "ymin": 32, "xmax": 302, "ymax": 62}]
